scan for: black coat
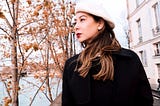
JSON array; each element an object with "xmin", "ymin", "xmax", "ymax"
[{"xmin": 62, "ymin": 48, "xmax": 153, "ymax": 106}]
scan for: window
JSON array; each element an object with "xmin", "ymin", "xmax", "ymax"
[
  {"xmin": 139, "ymin": 50, "xmax": 147, "ymax": 66},
  {"xmin": 136, "ymin": 0, "xmax": 144, "ymax": 7},
  {"xmin": 137, "ymin": 19, "xmax": 143, "ymax": 42},
  {"xmin": 156, "ymin": 64, "xmax": 160, "ymax": 78},
  {"xmin": 152, "ymin": 2, "xmax": 160, "ymax": 35},
  {"xmin": 153, "ymin": 2, "xmax": 160, "ymax": 26},
  {"xmin": 154, "ymin": 42, "xmax": 160, "ymax": 56}
]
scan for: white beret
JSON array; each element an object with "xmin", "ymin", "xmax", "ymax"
[{"xmin": 75, "ymin": 0, "xmax": 115, "ymax": 29}]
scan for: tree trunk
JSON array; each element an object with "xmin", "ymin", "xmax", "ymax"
[
  {"xmin": 11, "ymin": 28, "xmax": 19, "ymax": 106},
  {"xmin": 11, "ymin": 0, "xmax": 19, "ymax": 105}
]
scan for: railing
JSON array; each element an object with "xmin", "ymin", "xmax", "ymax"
[
  {"xmin": 152, "ymin": 25, "xmax": 160, "ymax": 36},
  {"xmin": 152, "ymin": 90, "xmax": 160, "ymax": 98},
  {"xmin": 154, "ymin": 49, "xmax": 160, "ymax": 56}
]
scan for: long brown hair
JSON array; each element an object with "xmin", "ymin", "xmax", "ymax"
[{"xmin": 77, "ymin": 14, "xmax": 121, "ymax": 81}]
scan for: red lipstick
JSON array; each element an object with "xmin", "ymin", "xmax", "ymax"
[{"xmin": 76, "ymin": 33, "xmax": 81, "ymax": 38}]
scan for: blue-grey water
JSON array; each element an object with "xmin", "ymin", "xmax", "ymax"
[{"xmin": 0, "ymin": 76, "xmax": 62, "ymax": 106}]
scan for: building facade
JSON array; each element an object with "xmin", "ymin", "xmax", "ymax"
[{"xmin": 126, "ymin": 0, "xmax": 160, "ymax": 86}]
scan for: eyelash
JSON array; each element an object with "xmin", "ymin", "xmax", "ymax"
[
  {"xmin": 73, "ymin": 22, "xmax": 76, "ymax": 26},
  {"xmin": 73, "ymin": 18, "xmax": 85, "ymax": 26},
  {"xmin": 80, "ymin": 18, "xmax": 85, "ymax": 22}
]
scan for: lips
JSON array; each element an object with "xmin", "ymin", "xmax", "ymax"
[{"xmin": 76, "ymin": 33, "xmax": 81, "ymax": 38}]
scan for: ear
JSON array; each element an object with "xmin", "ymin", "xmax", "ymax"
[{"xmin": 97, "ymin": 19, "xmax": 105, "ymax": 31}]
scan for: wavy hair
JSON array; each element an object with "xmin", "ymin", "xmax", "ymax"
[{"xmin": 77, "ymin": 14, "xmax": 121, "ymax": 81}]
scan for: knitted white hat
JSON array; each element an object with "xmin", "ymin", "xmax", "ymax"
[{"xmin": 75, "ymin": 0, "xmax": 115, "ymax": 29}]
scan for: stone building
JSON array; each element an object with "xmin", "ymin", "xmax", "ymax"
[{"xmin": 126, "ymin": 0, "xmax": 160, "ymax": 87}]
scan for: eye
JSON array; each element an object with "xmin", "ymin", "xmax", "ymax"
[
  {"xmin": 80, "ymin": 18, "xmax": 85, "ymax": 22},
  {"xmin": 72, "ymin": 22, "xmax": 76, "ymax": 27}
]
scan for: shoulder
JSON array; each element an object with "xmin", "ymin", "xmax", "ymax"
[
  {"xmin": 64, "ymin": 54, "xmax": 80, "ymax": 71},
  {"xmin": 63, "ymin": 54, "xmax": 80, "ymax": 78},
  {"xmin": 112, "ymin": 48, "xmax": 142, "ymax": 64},
  {"xmin": 113, "ymin": 48, "xmax": 139, "ymax": 59},
  {"xmin": 65, "ymin": 54, "xmax": 79, "ymax": 65}
]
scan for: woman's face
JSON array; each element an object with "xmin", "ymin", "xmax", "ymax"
[{"xmin": 74, "ymin": 12, "xmax": 102, "ymax": 43}]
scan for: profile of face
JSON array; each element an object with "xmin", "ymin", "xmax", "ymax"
[{"xmin": 74, "ymin": 12, "xmax": 104, "ymax": 43}]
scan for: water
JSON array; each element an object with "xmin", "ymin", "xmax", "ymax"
[{"xmin": 0, "ymin": 76, "xmax": 62, "ymax": 106}]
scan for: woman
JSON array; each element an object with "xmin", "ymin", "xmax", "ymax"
[{"xmin": 62, "ymin": 0, "xmax": 153, "ymax": 106}]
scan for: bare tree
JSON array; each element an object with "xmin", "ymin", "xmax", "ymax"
[{"xmin": 0, "ymin": 0, "xmax": 76, "ymax": 105}]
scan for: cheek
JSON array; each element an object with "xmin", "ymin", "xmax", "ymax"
[{"xmin": 87, "ymin": 26, "xmax": 98, "ymax": 37}]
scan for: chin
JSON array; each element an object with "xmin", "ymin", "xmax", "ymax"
[{"xmin": 78, "ymin": 39, "xmax": 84, "ymax": 43}]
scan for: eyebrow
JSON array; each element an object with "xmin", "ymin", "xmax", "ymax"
[{"xmin": 75, "ymin": 15, "xmax": 87, "ymax": 21}]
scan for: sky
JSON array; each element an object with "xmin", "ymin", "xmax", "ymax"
[
  {"xmin": 102, "ymin": 0, "xmax": 129, "ymax": 48},
  {"xmin": 102, "ymin": 0, "xmax": 127, "ymax": 16}
]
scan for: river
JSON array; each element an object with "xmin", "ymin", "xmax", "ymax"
[{"xmin": 0, "ymin": 76, "xmax": 62, "ymax": 106}]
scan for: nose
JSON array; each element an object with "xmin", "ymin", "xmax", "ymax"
[{"xmin": 74, "ymin": 22, "xmax": 79, "ymax": 32}]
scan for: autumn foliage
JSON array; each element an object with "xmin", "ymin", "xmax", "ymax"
[{"xmin": 0, "ymin": 0, "xmax": 77, "ymax": 105}]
